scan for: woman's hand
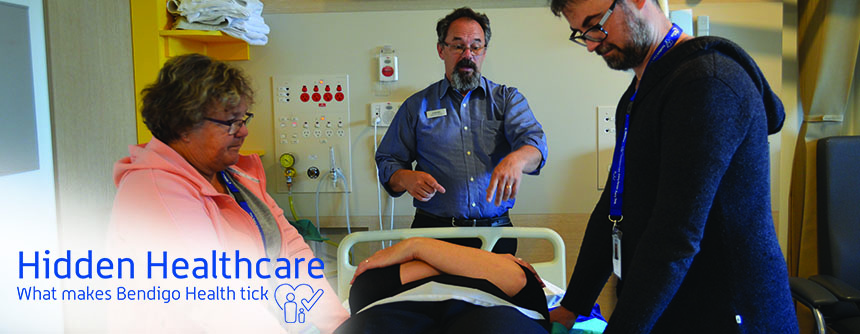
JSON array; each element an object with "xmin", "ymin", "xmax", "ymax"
[{"xmin": 351, "ymin": 238, "xmax": 425, "ymax": 284}]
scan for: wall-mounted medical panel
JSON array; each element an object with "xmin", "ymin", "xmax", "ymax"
[{"xmin": 272, "ymin": 75, "xmax": 352, "ymax": 193}]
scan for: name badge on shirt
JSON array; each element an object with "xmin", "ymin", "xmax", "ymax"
[{"xmin": 425, "ymin": 108, "xmax": 447, "ymax": 119}]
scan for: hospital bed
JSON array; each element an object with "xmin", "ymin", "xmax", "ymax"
[{"xmin": 335, "ymin": 227, "xmax": 607, "ymax": 333}]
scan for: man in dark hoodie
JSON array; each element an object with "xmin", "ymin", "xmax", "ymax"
[{"xmin": 548, "ymin": 0, "xmax": 798, "ymax": 333}]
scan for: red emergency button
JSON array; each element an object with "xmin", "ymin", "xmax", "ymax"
[
  {"xmin": 323, "ymin": 93, "xmax": 333, "ymax": 102},
  {"xmin": 300, "ymin": 93, "xmax": 310, "ymax": 102},
  {"xmin": 312, "ymin": 93, "xmax": 321, "ymax": 102},
  {"xmin": 382, "ymin": 66, "xmax": 394, "ymax": 77},
  {"xmin": 334, "ymin": 92, "xmax": 344, "ymax": 102}
]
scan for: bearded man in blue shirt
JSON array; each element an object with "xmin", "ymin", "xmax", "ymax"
[{"xmin": 375, "ymin": 7, "xmax": 549, "ymax": 255}]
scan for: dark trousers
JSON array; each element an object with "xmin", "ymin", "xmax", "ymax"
[{"xmin": 411, "ymin": 210, "xmax": 517, "ymax": 255}]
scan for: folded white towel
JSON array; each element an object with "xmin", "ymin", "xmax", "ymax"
[
  {"xmin": 168, "ymin": 0, "xmax": 250, "ymax": 24},
  {"xmin": 240, "ymin": 16, "xmax": 270, "ymax": 34},
  {"xmin": 221, "ymin": 29, "xmax": 268, "ymax": 45},
  {"xmin": 172, "ymin": 16, "xmax": 226, "ymax": 31},
  {"xmin": 167, "ymin": 0, "xmax": 270, "ymax": 46},
  {"xmin": 222, "ymin": 18, "xmax": 269, "ymax": 45}
]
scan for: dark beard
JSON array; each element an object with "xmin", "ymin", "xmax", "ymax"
[
  {"xmin": 598, "ymin": 6, "xmax": 653, "ymax": 71},
  {"xmin": 450, "ymin": 58, "xmax": 481, "ymax": 91}
]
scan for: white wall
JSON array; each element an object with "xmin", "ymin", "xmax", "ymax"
[
  {"xmin": 241, "ymin": 7, "xmax": 631, "ymax": 218},
  {"xmin": 238, "ymin": 4, "xmax": 785, "ymax": 219}
]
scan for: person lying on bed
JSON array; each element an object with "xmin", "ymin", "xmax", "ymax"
[{"xmin": 334, "ymin": 237, "xmax": 550, "ymax": 334}]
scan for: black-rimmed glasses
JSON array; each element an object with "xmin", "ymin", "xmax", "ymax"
[
  {"xmin": 440, "ymin": 41, "xmax": 486, "ymax": 56},
  {"xmin": 205, "ymin": 113, "xmax": 254, "ymax": 135},
  {"xmin": 569, "ymin": 0, "xmax": 618, "ymax": 46}
]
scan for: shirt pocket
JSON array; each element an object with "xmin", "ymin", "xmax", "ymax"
[
  {"xmin": 417, "ymin": 113, "xmax": 449, "ymax": 142},
  {"xmin": 480, "ymin": 120, "xmax": 506, "ymax": 155}
]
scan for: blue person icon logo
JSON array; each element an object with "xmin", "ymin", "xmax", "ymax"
[
  {"xmin": 283, "ymin": 292, "xmax": 298, "ymax": 323},
  {"xmin": 274, "ymin": 283, "xmax": 324, "ymax": 324}
]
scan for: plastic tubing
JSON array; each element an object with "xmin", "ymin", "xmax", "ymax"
[
  {"xmin": 373, "ymin": 121, "xmax": 386, "ymax": 248},
  {"xmin": 315, "ymin": 169, "xmax": 352, "ymax": 237},
  {"xmin": 288, "ymin": 188, "xmax": 300, "ymax": 221}
]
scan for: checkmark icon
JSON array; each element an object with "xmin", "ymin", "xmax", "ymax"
[{"xmin": 301, "ymin": 288, "xmax": 323, "ymax": 311}]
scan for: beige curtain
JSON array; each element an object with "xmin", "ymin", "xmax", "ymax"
[{"xmin": 789, "ymin": 0, "xmax": 860, "ymax": 280}]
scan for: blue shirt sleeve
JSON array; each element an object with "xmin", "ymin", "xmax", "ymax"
[
  {"xmin": 375, "ymin": 100, "xmax": 416, "ymax": 197},
  {"xmin": 496, "ymin": 85, "xmax": 548, "ymax": 175}
]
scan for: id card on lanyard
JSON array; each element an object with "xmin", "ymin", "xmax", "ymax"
[{"xmin": 609, "ymin": 24, "xmax": 682, "ymax": 280}]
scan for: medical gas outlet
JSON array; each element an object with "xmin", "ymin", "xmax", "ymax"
[
  {"xmin": 279, "ymin": 153, "xmax": 297, "ymax": 186},
  {"xmin": 307, "ymin": 167, "xmax": 320, "ymax": 179},
  {"xmin": 283, "ymin": 167, "xmax": 297, "ymax": 181}
]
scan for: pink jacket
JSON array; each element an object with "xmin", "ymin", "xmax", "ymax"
[{"xmin": 109, "ymin": 138, "xmax": 348, "ymax": 333}]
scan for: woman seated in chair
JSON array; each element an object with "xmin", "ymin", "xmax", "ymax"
[{"xmin": 335, "ymin": 237, "xmax": 550, "ymax": 334}]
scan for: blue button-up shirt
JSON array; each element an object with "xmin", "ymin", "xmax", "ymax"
[{"xmin": 375, "ymin": 77, "xmax": 548, "ymax": 219}]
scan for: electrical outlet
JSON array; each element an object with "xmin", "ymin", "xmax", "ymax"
[
  {"xmin": 597, "ymin": 106, "xmax": 616, "ymax": 190},
  {"xmin": 369, "ymin": 102, "xmax": 400, "ymax": 127}
]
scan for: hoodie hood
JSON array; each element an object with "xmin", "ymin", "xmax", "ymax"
[
  {"xmin": 114, "ymin": 137, "xmax": 264, "ymax": 195},
  {"xmin": 650, "ymin": 36, "xmax": 785, "ymax": 134},
  {"xmin": 113, "ymin": 137, "xmax": 218, "ymax": 196}
]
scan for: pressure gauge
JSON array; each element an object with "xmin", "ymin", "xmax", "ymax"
[{"xmin": 279, "ymin": 153, "xmax": 296, "ymax": 168}]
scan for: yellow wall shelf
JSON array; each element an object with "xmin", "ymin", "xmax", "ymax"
[
  {"xmin": 159, "ymin": 30, "xmax": 250, "ymax": 61},
  {"xmin": 130, "ymin": 0, "xmax": 250, "ymax": 144}
]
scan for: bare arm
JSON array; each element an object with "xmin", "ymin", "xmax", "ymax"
[
  {"xmin": 352, "ymin": 238, "xmax": 532, "ymax": 297},
  {"xmin": 512, "ymin": 144, "xmax": 543, "ymax": 174},
  {"xmin": 486, "ymin": 145, "xmax": 543, "ymax": 206}
]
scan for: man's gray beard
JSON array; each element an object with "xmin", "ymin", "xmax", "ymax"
[
  {"xmin": 451, "ymin": 69, "xmax": 481, "ymax": 92},
  {"xmin": 601, "ymin": 6, "xmax": 653, "ymax": 71}
]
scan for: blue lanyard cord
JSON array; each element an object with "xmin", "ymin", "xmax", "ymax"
[
  {"xmin": 608, "ymin": 24, "xmax": 682, "ymax": 225},
  {"xmin": 628, "ymin": 24, "xmax": 682, "ymax": 103},
  {"xmin": 609, "ymin": 114, "xmax": 629, "ymax": 221},
  {"xmin": 219, "ymin": 171, "xmax": 267, "ymax": 252}
]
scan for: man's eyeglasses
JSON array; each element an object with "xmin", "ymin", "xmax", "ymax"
[
  {"xmin": 441, "ymin": 41, "xmax": 486, "ymax": 56},
  {"xmin": 569, "ymin": 0, "xmax": 618, "ymax": 47},
  {"xmin": 205, "ymin": 113, "xmax": 254, "ymax": 135}
]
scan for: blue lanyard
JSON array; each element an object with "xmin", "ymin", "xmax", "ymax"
[
  {"xmin": 219, "ymin": 171, "xmax": 267, "ymax": 252},
  {"xmin": 608, "ymin": 24, "xmax": 682, "ymax": 225}
]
